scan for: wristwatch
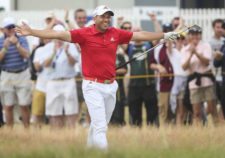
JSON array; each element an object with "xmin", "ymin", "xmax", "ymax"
[{"xmin": 65, "ymin": 19, "xmax": 70, "ymax": 23}]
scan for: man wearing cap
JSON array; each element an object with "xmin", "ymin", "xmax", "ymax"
[
  {"xmin": 64, "ymin": 8, "xmax": 91, "ymax": 127},
  {"xmin": 42, "ymin": 24, "xmax": 79, "ymax": 128},
  {"xmin": 181, "ymin": 27, "xmax": 218, "ymax": 126},
  {"xmin": 16, "ymin": 5, "xmax": 179, "ymax": 149},
  {"xmin": 0, "ymin": 17, "xmax": 31, "ymax": 128}
]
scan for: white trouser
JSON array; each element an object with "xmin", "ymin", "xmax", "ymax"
[{"xmin": 82, "ymin": 79, "xmax": 118, "ymax": 149}]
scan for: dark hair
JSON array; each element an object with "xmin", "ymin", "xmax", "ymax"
[
  {"xmin": 120, "ymin": 21, "xmax": 132, "ymax": 29},
  {"xmin": 212, "ymin": 19, "xmax": 223, "ymax": 28},
  {"xmin": 172, "ymin": 17, "xmax": 180, "ymax": 21},
  {"xmin": 74, "ymin": 8, "xmax": 86, "ymax": 17},
  {"xmin": 162, "ymin": 23, "xmax": 173, "ymax": 33},
  {"xmin": 222, "ymin": 21, "xmax": 225, "ymax": 30}
]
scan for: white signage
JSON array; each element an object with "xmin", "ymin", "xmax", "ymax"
[{"xmin": 133, "ymin": 6, "xmax": 179, "ymax": 23}]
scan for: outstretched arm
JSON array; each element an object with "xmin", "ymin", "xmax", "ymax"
[
  {"xmin": 16, "ymin": 23, "xmax": 71, "ymax": 42},
  {"xmin": 131, "ymin": 31, "xmax": 178, "ymax": 41}
]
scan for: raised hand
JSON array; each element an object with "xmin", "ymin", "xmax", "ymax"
[
  {"xmin": 117, "ymin": 16, "xmax": 124, "ymax": 27},
  {"xmin": 157, "ymin": 64, "xmax": 167, "ymax": 74},
  {"xmin": 15, "ymin": 22, "xmax": 32, "ymax": 36},
  {"xmin": 9, "ymin": 35, "xmax": 18, "ymax": 44},
  {"xmin": 64, "ymin": 9, "xmax": 69, "ymax": 21},
  {"xmin": 188, "ymin": 43, "xmax": 196, "ymax": 54},
  {"xmin": 214, "ymin": 51, "xmax": 223, "ymax": 60},
  {"xmin": 147, "ymin": 12, "xmax": 157, "ymax": 21},
  {"xmin": 3, "ymin": 38, "xmax": 10, "ymax": 49}
]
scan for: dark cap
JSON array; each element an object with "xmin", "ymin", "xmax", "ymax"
[
  {"xmin": 188, "ymin": 26, "xmax": 202, "ymax": 34},
  {"xmin": 162, "ymin": 23, "xmax": 173, "ymax": 33}
]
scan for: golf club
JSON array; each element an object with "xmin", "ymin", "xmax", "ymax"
[{"xmin": 116, "ymin": 24, "xmax": 201, "ymax": 70}]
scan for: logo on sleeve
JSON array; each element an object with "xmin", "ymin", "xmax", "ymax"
[{"xmin": 110, "ymin": 37, "xmax": 115, "ymax": 42}]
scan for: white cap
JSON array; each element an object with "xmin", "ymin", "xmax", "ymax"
[
  {"xmin": 45, "ymin": 11, "xmax": 54, "ymax": 20},
  {"xmin": 1, "ymin": 17, "xmax": 16, "ymax": 28},
  {"xmin": 93, "ymin": 5, "xmax": 114, "ymax": 17},
  {"xmin": 53, "ymin": 24, "xmax": 65, "ymax": 31}
]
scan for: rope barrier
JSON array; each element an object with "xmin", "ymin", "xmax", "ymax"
[{"xmin": 0, "ymin": 72, "xmax": 220, "ymax": 83}]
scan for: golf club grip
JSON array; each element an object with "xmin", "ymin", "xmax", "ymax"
[{"xmin": 116, "ymin": 57, "xmax": 136, "ymax": 70}]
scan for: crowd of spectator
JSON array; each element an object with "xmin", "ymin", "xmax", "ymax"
[{"xmin": 0, "ymin": 8, "xmax": 224, "ymax": 129}]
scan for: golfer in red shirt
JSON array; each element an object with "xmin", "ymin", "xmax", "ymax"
[{"xmin": 16, "ymin": 5, "xmax": 178, "ymax": 149}]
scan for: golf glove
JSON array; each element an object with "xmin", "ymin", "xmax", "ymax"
[{"xmin": 164, "ymin": 32, "xmax": 180, "ymax": 41}]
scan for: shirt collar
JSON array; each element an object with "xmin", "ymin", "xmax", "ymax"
[{"xmin": 91, "ymin": 24, "xmax": 109, "ymax": 35}]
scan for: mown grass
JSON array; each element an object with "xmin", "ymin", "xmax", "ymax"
[{"xmin": 0, "ymin": 124, "xmax": 225, "ymax": 158}]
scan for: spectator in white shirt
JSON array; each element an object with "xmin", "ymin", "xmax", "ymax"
[{"xmin": 43, "ymin": 24, "xmax": 79, "ymax": 128}]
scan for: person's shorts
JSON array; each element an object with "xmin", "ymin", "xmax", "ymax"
[
  {"xmin": 171, "ymin": 76, "xmax": 187, "ymax": 96},
  {"xmin": 32, "ymin": 90, "xmax": 46, "ymax": 116},
  {"xmin": 177, "ymin": 90, "xmax": 185, "ymax": 100},
  {"xmin": 0, "ymin": 69, "xmax": 32, "ymax": 106},
  {"xmin": 46, "ymin": 78, "xmax": 79, "ymax": 116},
  {"xmin": 190, "ymin": 85, "xmax": 216, "ymax": 104}
]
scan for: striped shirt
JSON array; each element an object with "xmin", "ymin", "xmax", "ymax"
[{"xmin": 0, "ymin": 34, "xmax": 29, "ymax": 71}]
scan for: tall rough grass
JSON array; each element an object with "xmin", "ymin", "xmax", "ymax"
[{"xmin": 0, "ymin": 124, "xmax": 225, "ymax": 158}]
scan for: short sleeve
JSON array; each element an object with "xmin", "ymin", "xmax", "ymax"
[
  {"xmin": 180, "ymin": 46, "xmax": 189, "ymax": 66},
  {"xmin": 33, "ymin": 47, "xmax": 41, "ymax": 63},
  {"xmin": 149, "ymin": 51, "xmax": 157, "ymax": 64},
  {"xmin": 70, "ymin": 29, "xmax": 85, "ymax": 44},
  {"xmin": 202, "ymin": 43, "xmax": 212, "ymax": 60},
  {"xmin": 33, "ymin": 47, "xmax": 46, "ymax": 64},
  {"xmin": 117, "ymin": 29, "xmax": 133, "ymax": 44},
  {"xmin": 68, "ymin": 43, "xmax": 79, "ymax": 60},
  {"xmin": 19, "ymin": 36, "xmax": 29, "ymax": 52}
]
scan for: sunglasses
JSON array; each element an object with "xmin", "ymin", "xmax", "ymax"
[
  {"xmin": 5, "ymin": 25, "xmax": 16, "ymax": 30},
  {"xmin": 177, "ymin": 36, "xmax": 185, "ymax": 40},
  {"xmin": 122, "ymin": 26, "xmax": 131, "ymax": 30},
  {"xmin": 188, "ymin": 28, "xmax": 202, "ymax": 34}
]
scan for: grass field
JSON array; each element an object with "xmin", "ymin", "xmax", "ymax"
[{"xmin": 0, "ymin": 124, "xmax": 225, "ymax": 158}]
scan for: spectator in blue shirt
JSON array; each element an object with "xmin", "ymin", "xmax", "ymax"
[{"xmin": 0, "ymin": 17, "xmax": 31, "ymax": 128}]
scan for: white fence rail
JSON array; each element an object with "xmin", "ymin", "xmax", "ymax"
[
  {"xmin": 0, "ymin": 9, "xmax": 224, "ymax": 43},
  {"xmin": 179, "ymin": 9, "xmax": 225, "ymax": 41}
]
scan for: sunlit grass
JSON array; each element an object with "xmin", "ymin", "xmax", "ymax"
[{"xmin": 0, "ymin": 124, "xmax": 225, "ymax": 158}]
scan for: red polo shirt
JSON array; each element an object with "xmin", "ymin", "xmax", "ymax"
[{"xmin": 70, "ymin": 25, "xmax": 133, "ymax": 80}]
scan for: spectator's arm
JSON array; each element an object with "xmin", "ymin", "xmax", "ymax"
[
  {"xmin": 116, "ymin": 68, "xmax": 127, "ymax": 75},
  {"xmin": 120, "ymin": 44, "xmax": 128, "ymax": 53},
  {"xmin": 0, "ymin": 38, "xmax": 10, "ymax": 61},
  {"xmin": 150, "ymin": 63, "xmax": 167, "ymax": 74},
  {"xmin": 0, "ymin": 47, "xmax": 7, "ymax": 61},
  {"xmin": 116, "ymin": 17, "xmax": 124, "ymax": 28},
  {"xmin": 64, "ymin": 44, "xmax": 77, "ymax": 66},
  {"xmin": 182, "ymin": 53, "xmax": 193, "ymax": 70},
  {"xmin": 64, "ymin": 9, "xmax": 75, "ymax": 30},
  {"xmin": 174, "ymin": 17, "xmax": 185, "ymax": 31},
  {"xmin": 214, "ymin": 59, "xmax": 223, "ymax": 68},
  {"xmin": 33, "ymin": 61, "xmax": 42, "ymax": 72},
  {"xmin": 8, "ymin": 35, "xmax": 29, "ymax": 59},
  {"xmin": 147, "ymin": 13, "xmax": 162, "ymax": 33},
  {"xmin": 213, "ymin": 51, "xmax": 224, "ymax": 67},
  {"xmin": 16, "ymin": 42, "xmax": 30, "ymax": 59},
  {"xmin": 44, "ymin": 51, "xmax": 56, "ymax": 67},
  {"xmin": 194, "ymin": 50, "xmax": 210, "ymax": 66}
]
